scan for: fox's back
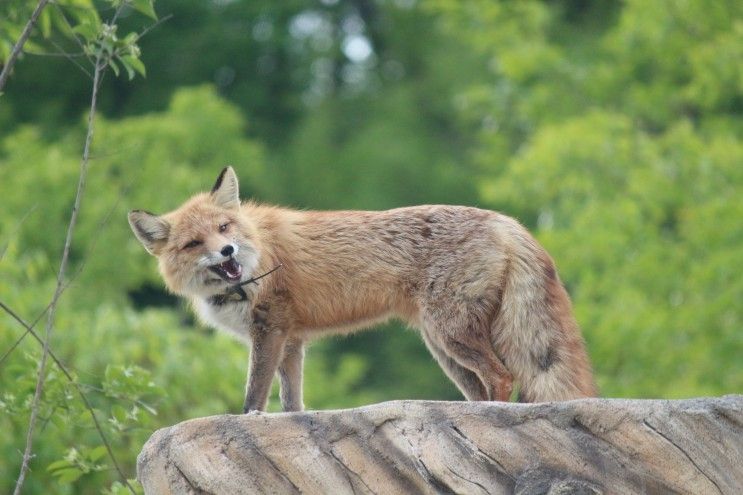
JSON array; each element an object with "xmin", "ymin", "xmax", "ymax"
[{"xmin": 250, "ymin": 204, "xmax": 525, "ymax": 330}]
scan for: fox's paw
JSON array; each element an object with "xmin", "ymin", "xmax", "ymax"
[{"xmin": 242, "ymin": 405, "xmax": 264, "ymax": 415}]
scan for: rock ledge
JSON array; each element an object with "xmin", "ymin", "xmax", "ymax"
[{"xmin": 137, "ymin": 396, "xmax": 743, "ymax": 494}]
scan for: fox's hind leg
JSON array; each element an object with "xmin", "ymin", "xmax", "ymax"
[
  {"xmin": 441, "ymin": 332, "xmax": 513, "ymax": 401},
  {"xmin": 442, "ymin": 337, "xmax": 512, "ymax": 401},
  {"xmin": 424, "ymin": 307, "xmax": 513, "ymax": 402},
  {"xmin": 421, "ymin": 328, "xmax": 488, "ymax": 400}
]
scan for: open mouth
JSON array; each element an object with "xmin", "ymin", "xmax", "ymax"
[{"xmin": 208, "ymin": 258, "xmax": 243, "ymax": 282}]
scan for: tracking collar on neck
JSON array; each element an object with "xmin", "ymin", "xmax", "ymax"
[
  {"xmin": 207, "ymin": 263, "xmax": 283, "ymax": 306},
  {"xmin": 209, "ymin": 286, "xmax": 249, "ymax": 306}
]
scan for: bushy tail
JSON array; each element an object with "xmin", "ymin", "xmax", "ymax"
[{"xmin": 493, "ymin": 243, "xmax": 597, "ymax": 403}]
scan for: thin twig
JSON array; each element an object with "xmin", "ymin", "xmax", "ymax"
[
  {"xmin": 0, "ymin": 205, "xmax": 38, "ymax": 263},
  {"xmin": 232, "ymin": 263, "xmax": 284, "ymax": 289},
  {"xmin": 49, "ymin": 40, "xmax": 92, "ymax": 79},
  {"xmin": 0, "ymin": 300, "xmax": 53, "ymax": 368},
  {"xmin": 0, "ymin": 276, "xmax": 87, "ymax": 369},
  {"xmin": 0, "ymin": 0, "xmax": 51, "ymax": 92},
  {"xmin": 0, "ymin": 300, "xmax": 135, "ymax": 491},
  {"xmin": 27, "ymin": 50, "xmax": 86, "ymax": 58},
  {"xmin": 79, "ymin": 383, "xmax": 160, "ymax": 414},
  {"xmin": 14, "ymin": 52, "xmax": 107, "ymax": 495},
  {"xmin": 7, "ymin": 2, "xmax": 156, "ymax": 491},
  {"xmin": 137, "ymin": 13, "xmax": 173, "ymax": 41}
]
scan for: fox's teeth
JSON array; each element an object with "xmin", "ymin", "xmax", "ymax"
[
  {"xmin": 221, "ymin": 259, "xmax": 241, "ymax": 278},
  {"xmin": 209, "ymin": 258, "xmax": 242, "ymax": 281}
]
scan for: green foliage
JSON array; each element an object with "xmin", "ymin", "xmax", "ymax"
[
  {"xmin": 0, "ymin": 0, "xmax": 99, "ymax": 63},
  {"xmin": 47, "ymin": 446, "xmax": 109, "ymax": 484},
  {"xmin": 0, "ymin": 346, "xmax": 162, "ymax": 493},
  {"xmin": 1, "ymin": 0, "xmax": 153, "ymax": 82},
  {"xmin": 1, "ymin": 0, "xmax": 741, "ymax": 493}
]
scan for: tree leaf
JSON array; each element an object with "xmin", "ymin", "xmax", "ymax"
[
  {"xmin": 72, "ymin": 22, "xmax": 99, "ymax": 42},
  {"xmin": 55, "ymin": 467, "xmax": 84, "ymax": 484},
  {"xmin": 131, "ymin": 0, "xmax": 157, "ymax": 20},
  {"xmin": 47, "ymin": 459, "xmax": 72, "ymax": 472},
  {"xmin": 88, "ymin": 445, "xmax": 108, "ymax": 461},
  {"xmin": 48, "ymin": 7, "xmax": 75, "ymax": 38},
  {"xmin": 39, "ymin": 10, "xmax": 53, "ymax": 38},
  {"xmin": 111, "ymin": 404, "xmax": 128, "ymax": 423},
  {"xmin": 21, "ymin": 41, "xmax": 48, "ymax": 55},
  {"xmin": 108, "ymin": 58, "xmax": 120, "ymax": 77},
  {"xmin": 121, "ymin": 55, "xmax": 146, "ymax": 78}
]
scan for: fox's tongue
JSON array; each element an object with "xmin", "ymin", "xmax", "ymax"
[{"xmin": 220, "ymin": 259, "xmax": 241, "ymax": 279}]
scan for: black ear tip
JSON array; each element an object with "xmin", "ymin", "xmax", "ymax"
[{"xmin": 211, "ymin": 167, "xmax": 229, "ymax": 193}]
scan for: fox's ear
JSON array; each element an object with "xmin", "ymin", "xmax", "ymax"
[
  {"xmin": 210, "ymin": 166, "xmax": 240, "ymax": 210},
  {"xmin": 128, "ymin": 210, "xmax": 170, "ymax": 255}
]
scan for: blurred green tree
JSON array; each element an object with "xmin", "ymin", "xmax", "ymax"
[{"xmin": 1, "ymin": 0, "xmax": 741, "ymax": 492}]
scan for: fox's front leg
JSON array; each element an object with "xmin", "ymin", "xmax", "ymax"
[
  {"xmin": 278, "ymin": 337, "xmax": 304, "ymax": 412},
  {"xmin": 243, "ymin": 305, "xmax": 288, "ymax": 413}
]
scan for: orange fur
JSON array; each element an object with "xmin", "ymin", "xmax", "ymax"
[{"xmin": 129, "ymin": 167, "xmax": 597, "ymax": 412}]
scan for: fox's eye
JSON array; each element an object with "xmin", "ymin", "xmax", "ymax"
[
  {"xmin": 183, "ymin": 240, "xmax": 202, "ymax": 250},
  {"xmin": 219, "ymin": 222, "xmax": 230, "ymax": 233}
]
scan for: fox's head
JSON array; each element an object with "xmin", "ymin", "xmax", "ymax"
[{"xmin": 128, "ymin": 166, "xmax": 260, "ymax": 298}]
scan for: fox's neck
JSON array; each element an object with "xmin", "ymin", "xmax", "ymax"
[{"xmin": 240, "ymin": 202, "xmax": 297, "ymax": 291}]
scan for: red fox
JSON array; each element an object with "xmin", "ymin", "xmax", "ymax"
[{"xmin": 128, "ymin": 167, "xmax": 596, "ymax": 412}]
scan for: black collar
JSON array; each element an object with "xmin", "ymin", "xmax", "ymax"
[
  {"xmin": 209, "ymin": 286, "xmax": 249, "ymax": 306},
  {"xmin": 207, "ymin": 263, "xmax": 283, "ymax": 306}
]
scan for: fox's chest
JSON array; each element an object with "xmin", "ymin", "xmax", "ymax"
[{"xmin": 194, "ymin": 298, "xmax": 253, "ymax": 344}]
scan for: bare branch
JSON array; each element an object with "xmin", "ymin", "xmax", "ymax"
[
  {"xmin": 48, "ymin": 40, "xmax": 93, "ymax": 79},
  {"xmin": 13, "ymin": 52, "xmax": 107, "ymax": 495},
  {"xmin": 7, "ymin": 2, "xmax": 159, "ymax": 492},
  {"xmin": 0, "ymin": 205, "xmax": 38, "ymax": 263},
  {"xmin": 138, "ymin": 13, "xmax": 174, "ymax": 41},
  {"xmin": 26, "ymin": 50, "xmax": 86, "ymax": 58},
  {"xmin": 0, "ymin": 0, "xmax": 52, "ymax": 92},
  {"xmin": 79, "ymin": 383, "xmax": 160, "ymax": 413},
  {"xmin": 0, "ymin": 300, "xmax": 53, "ymax": 368}
]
